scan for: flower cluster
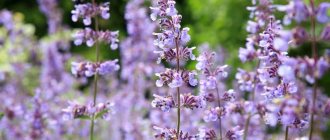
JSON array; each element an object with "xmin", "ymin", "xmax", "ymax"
[
  {"xmin": 62, "ymin": 101, "xmax": 114, "ymax": 120},
  {"xmin": 155, "ymin": 69, "xmax": 197, "ymax": 88},
  {"xmin": 71, "ymin": 2, "xmax": 110, "ymax": 25},
  {"xmin": 71, "ymin": 60, "xmax": 119, "ymax": 77},
  {"xmin": 73, "ymin": 28, "xmax": 119, "ymax": 49}
]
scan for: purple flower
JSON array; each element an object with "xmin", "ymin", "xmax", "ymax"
[
  {"xmin": 98, "ymin": 60, "xmax": 120, "ymax": 75},
  {"xmin": 168, "ymin": 72, "xmax": 183, "ymax": 88},
  {"xmin": 165, "ymin": 0, "xmax": 177, "ymax": 16},
  {"xmin": 203, "ymin": 107, "xmax": 225, "ymax": 122},
  {"xmin": 273, "ymin": 37, "xmax": 288, "ymax": 52},
  {"xmin": 239, "ymin": 43, "xmax": 256, "ymax": 62},
  {"xmin": 196, "ymin": 129, "xmax": 217, "ymax": 139},
  {"xmin": 316, "ymin": 3, "xmax": 330, "ymax": 23},
  {"xmin": 264, "ymin": 113, "xmax": 278, "ymax": 127},
  {"xmin": 321, "ymin": 24, "xmax": 330, "ymax": 41},
  {"xmin": 73, "ymin": 28, "xmax": 119, "ymax": 49},
  {"xmin": 246, "ymin": 21, "xmax": 259, "ymax": 34},
  {"xmin": 278, "ymin": 65, "xmax": 295, "ymax": 82},
  {"xmin": 222, "ymin": 89, "xmax": 236, "ymax": 102},
  {"xmin": 277, "ymin": 0, "xmax": 309, "ymax": 24},
  {"xmin": 71, "ymin": 60, "xmax": 119, "ymax": 77},
  {"xmin": 71, "ymin": 2, "xmax": 110, "ymax": 25},
  {"xmin": 188, "ymin": 71, "xmax": 198, "ymax": 86},
  {"xmin": 151, "ymin": 94, "xmax": 175, "ymax": 112},
  {"xmin": 180, "ymin": 27, "xmax": 191, "ymax": 45},
  {"xmin": 225, "ymin": 126, "xmax": 244, "ymax": 140}
]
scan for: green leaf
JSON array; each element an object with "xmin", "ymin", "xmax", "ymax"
[
  {"xmin": 0, "ymin": 112, "xmax": 4, "ymax": 120},
  {"xmin": 95, "ymin": 110, "xmax": 108, "ymax": 119},
  {"xmin": 75, "ymin": 115, "xmax": 91, "ymax": 120}
]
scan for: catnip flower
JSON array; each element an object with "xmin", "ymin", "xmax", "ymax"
[
  {"xmin": 225, "ymin": 126, "xmax": 244, "ymax": 140},
  {"xmin": 155, "ymin": 69, "xmax": 197, "ymax": 88},
  {"xmin": 71, "ymin": 2, "xmax": 110, "ymax": 25},
  {"xmin": 71, "ymin": 60, "xmax": 119, "ymax": 77},
  {"xmin": 73, "ymin": 28, "xmax": 119, "ymax": 49},
  {"xmin": 316, "ymin": 3, "xmax": 330, "ymax": 23},
  {"xmin": 62, "ymin": 101, "xmax": 114, "ymax": 121},
  {"xmin": 151, "ymin": 94, "xmax": 175, "ymax": 112},
  {"xmin": 321, "ymin": 24, "xmax": 330, "ymax": 41},
  {"xmin": 277, "ymin": 0, "xmax": 309, "ymax": 25}
]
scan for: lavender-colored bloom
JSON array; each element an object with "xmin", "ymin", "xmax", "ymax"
[
  {"xmin": 222, "ymin": 89, "xmax": 236, "ymax": 102},
  {"xmin": 71, "ymin": 60, "xmax": 119, "ymax": 77},
  {"xmin": 239, "ymin": 43, "xmax": 257, "ymax": 62},
  {"xmin": 73, "ymin": 28, "xmax": 119, "ymax": 49},
  {"xmin": 235, "ymin": 68, "xmax": 255, "ymax": 92},
  {"xmin": 151, "ymin": 94, "xmax": 175, "ymax": 112},
  {"xmin": 225, "ymin": 126, "xmax": 244, "ymax": 140},
  {"xmin": 181, "ymin": 93, "xmax": 205, "ymax": 109},
  {"xmin": 273, "ymin": 37, "xmax": 288, "ymax": 52},
  {"xmin": 37, "ymin": 0, "xmax": 62, "ymax": 34},
  {"xmin": 321, "ymin": 24, "xmax": 330, "ymax": 41},
  {"xmin": 98, "ymin": 60, "xmax": 120, "ymax": 75},
  {"xmin": 71, "ymin": 2, "xmax": 110, "ymax": 25},
  {"xmin": 0, "ymin": 10, "xmax": 14, "ymax": 30},
  {"xmin": 278, "ymin": 65, "xmax": 295, "ymax": 82},
  {"xmin": 168, "ymin": 72, "xmax": 183, "ymax": 88},
  {"xmin": 316, "ymin": 3, "xmax": 330, "ymax": 23},
  {"xmin": 155, "ymin": 69, "xmax": 197, "ymax": 88},
  {"xmin": 291, "ymin": 26, "xmax": 308, "ymax": 45},
  {"xmin": 246, "ymin": 21, "xmax": 259, "ymax": 34},
  {"xmin": 203, "ymin": 107, "xmax": 225, "ymax": 122},
  {"xmin": 264, "ymin": 113, "xmax": 278, "ymax": 127},
  {"xmin": 277, "ymin": 0, "xmax": 309, "ymax": 24},
  {"xmin": 196, "ymin": 129, "xmax": 217, "ymax": 139},
  {"xmin": 188, "ymin": 71, "xmax": 198, "ymax": 86},
  {"xmin": 62, "ymin": 101, "xmax": 87, "ymax": 120}
]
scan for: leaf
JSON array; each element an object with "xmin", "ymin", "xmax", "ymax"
[
  {"xmin": 0, "ymin": 112, "xmax": 4, "ymax": 120},
  {"xmin": 75, "ymin": 115, "xmax": 91, "ymax": 120},
  {"xmin": 95, "ymin": 110, "xmax": 108, "ymax": 119}
]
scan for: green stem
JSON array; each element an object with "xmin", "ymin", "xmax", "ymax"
[
  {"xmin": 308, "ymin": 0, "xmax": 318, "ymax": 139},
  {"xmin": 175, "ymin": 36, "xmax": 181, "ymax": 139},
  {"xmin": 285, "ymin": 126, "xmax": 289, "ymax": 140},
  {"xmin": 90, "ymin": 0, "xmax": 100, "ymax": 140},
  {"xmin": 243, "ymin": 114, "xmax": 251, "ymax": 140},
  {"xmin": 215, "ymin": 83, "xmax": 222, "ymax": 140}
]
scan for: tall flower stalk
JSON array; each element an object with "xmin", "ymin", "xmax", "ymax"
[
  {"xmin": 308, "ymin": 0, "xmax": 317, "ymax": 139},
  {"xmin": 150, "ymin": 0, "xmax": 199, "ymax": 139},
  {"xmin": 68, "ymin": 0, "xmax": 119, "ymax": 139}
]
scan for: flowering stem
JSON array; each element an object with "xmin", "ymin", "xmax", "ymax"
[
  {"xmin": 90, "ymin": 0, "xmax": 100, "ymax": 140},
  {"xmin": 308, "ymin": 0, "xmax": 318, "ymax": 139},
  {"xmin": 285, "ymin": 126, "xmax": 289, "ymax": 140},
  {"xmin": 175, "ymin": 33, "xmax": 181, "ymax": 139},
  {"xmin": 215, "ymin": 83, "xmax": 222, "ymax": 140},
  {"xmin": 243, "ymin": 114, "xmax": 251, "ymax": 140},
  {"xmin": 243, "ymin": 61, "xmax": 259, "ymax": 140}
]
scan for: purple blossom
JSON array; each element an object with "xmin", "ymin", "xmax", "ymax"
[
  {"xmin": 151, "ymin": 94, "xmax": 175, "ymax": 112},
  {"xmin": 71, "ymin": 2, "xmax": 110, "ymax": 25},
  {"xmin": 98, "ymin": 60, "xmax": 120, "ymax": 75},
  {"xmin": 71, "ymin": 60, "xmax": 119, "ymax": 77},
  {"xmin": 181, "ymin": 93, "xmax": 205, "ymax": 109},
  {"xmin": 196, "ymin": 129, "xmax": 217, "ymax": 139},
  {"xmin": 316, "ymin": 3, "xmax": 330, "ymax": 23},
  {"xmin": 225, "ymin": 126, "xmax": 244, "ymax": 140},
  {"xmin": 277, "ymin": 0, "xmax": 310, "ymax": 24},
  {"xmin": 155, "ymin": 69, "xmax": 198, "ymax": 88},
  {"xmin": 203, "ymin": 107, "xmax": 225, "ymax": 122},
  {"xmin": 73, "ymin": 28, "xmax": 119, "ymax": 49},
  {"xmin": 321, "ymin": 25, "xmax": 330, "ymax": 41}
]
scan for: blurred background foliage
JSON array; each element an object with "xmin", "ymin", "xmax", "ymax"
[{"xmin": 1, "ymin": 0, "xmax": 330, "ymax": 99}]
